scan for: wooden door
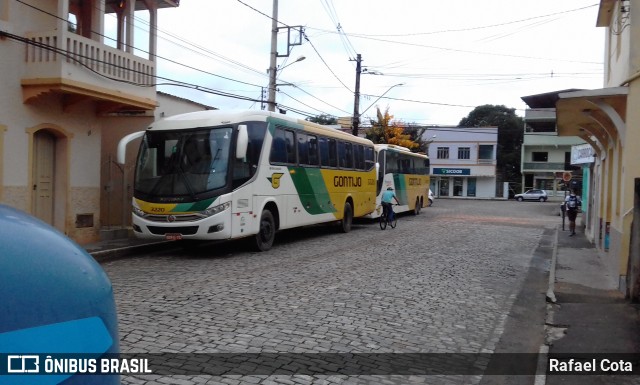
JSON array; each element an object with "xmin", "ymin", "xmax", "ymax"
[{"xmin": 32, "ymin": 131, "xmax": 55, "ymax": 224}]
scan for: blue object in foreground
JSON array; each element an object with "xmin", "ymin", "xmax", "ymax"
[{"xmin": 0, "ymin": 205, "xmax": 119, "ymax": 385}]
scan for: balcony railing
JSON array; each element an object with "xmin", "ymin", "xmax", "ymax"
[
  {"xmin": 522, "ymin": 162, "xmax": 566, "ymax": 171},
  {"xmin": 22, "ymin": 30, "xmax": 156, "ymax": 111}
]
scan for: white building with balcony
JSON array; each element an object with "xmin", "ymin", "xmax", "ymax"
[
  {"xmin": 423, "ymin": 126, "xmax": 498, "ymax": 199},
  {"xmin": 0, "ymin": 0, "xmax": 180, "ymax": 243},
  {"xmin": 520, "ymin": 91, "xmax": 586, "ymax": 200}
]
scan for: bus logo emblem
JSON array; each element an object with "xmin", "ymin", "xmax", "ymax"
[
  {"xmin": 268, "ymin": 173, "xmax": 284, "ymax": 189},
  {"xmin": 167, "ymin": 215, "xmax": 176, "ymax": 223}
]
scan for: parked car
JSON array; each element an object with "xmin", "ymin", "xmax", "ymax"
[
  {"xmin": 428, "ymin": 189, "xmax": 435, "ymax": 206},
  {"xmin": 514, "ymin": 189, "xmax": 548, "ymax": 202}
]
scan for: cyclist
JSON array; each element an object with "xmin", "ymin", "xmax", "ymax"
[{"xmin": 381, "ymin": 187, "xmax": 400, "ymax": 222}]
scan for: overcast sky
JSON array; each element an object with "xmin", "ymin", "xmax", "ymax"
[{"xmin": 122, "ymin": 0, "xmax": 605, "ymax": 126}]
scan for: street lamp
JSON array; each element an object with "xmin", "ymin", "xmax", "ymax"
[
  {"xmin": 279, "ymin": 55, "xmax": 306, "ymax": 71},
  {"xmin": 267, "ymin": 56, "xmax": 306, "ymax": 112},
  {"xmin": 360, "ymin": 83, "xmax": 405, "ymax": 118}
]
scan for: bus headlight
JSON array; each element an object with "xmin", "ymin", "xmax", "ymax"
[
  {"xmin": 132, "ymin": 206, "xmax": 145, "ymax": 217},
  {"xmin": 200, "ymin": 202, "xmax": 231, "ymax": 217}
]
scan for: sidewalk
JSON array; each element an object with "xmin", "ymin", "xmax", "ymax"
[{"xmin": 545, "ymin": 222, "xmax": 640, "ymax": 384}]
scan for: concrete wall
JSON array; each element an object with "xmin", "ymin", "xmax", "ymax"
[{"xmin": 603, "ymin": 3, "xmax": 633, "ymax": 87}]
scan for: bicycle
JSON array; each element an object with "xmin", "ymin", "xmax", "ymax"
[{"xmin": 379, "ymin": 204, "xmax": 397, "ymax": 230}]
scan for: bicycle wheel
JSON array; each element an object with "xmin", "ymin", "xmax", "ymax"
[
  {"xmin": 389, "ymin": 215, "xmax": 397, "ymax": 229},
  {"xmin": 379, "ymin": 213, "xmax": 387, "ymax": 230}
]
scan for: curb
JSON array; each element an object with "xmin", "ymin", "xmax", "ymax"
[
  {"xmin": 536, "ymin": 226, "xmax": 560, "ymax": 385},
  {"xmin": 545, "ymin": 225, "xmax": 559, "ymax": 303},
  {"xmin": 88, "ymin": 240, "xmax": 179, "ymax": 263}
]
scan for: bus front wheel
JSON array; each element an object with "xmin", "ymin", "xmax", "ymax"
[
  {"xmin": 340, "ymin": 202, "xmax": 353, "ymax": 233},
  {"xmin": 254, "ymin": 210, "xmax": 275, "ymax": 251}
]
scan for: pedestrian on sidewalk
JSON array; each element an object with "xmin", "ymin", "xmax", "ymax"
[{"xmin": 564, "ymin": 189, "xmax": 581, "ymax": 236}]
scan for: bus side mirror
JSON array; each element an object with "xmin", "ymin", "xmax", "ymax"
[
  {"xmin": 117, "ymin": 131, "xmax": 145, "ymax": 164},
  {"xmin": 375, "ymin": 162, "xmax": 380, "ymax": 174},
  {"xmin": 236, "ymin": 124, "xmax": 248, "ymax": 159}
]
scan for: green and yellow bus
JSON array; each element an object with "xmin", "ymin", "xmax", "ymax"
[
  {"xmin": 117, "ymin": 110, "xmax": 377, "ymax": 251},
  {"xmin": 368, "ymin": 144, "xmax": 431, "ymax": 218}
]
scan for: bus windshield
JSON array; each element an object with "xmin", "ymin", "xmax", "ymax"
[{"xmin": 135, "ymin": 127, "xmax": 233, "ymax": 198}]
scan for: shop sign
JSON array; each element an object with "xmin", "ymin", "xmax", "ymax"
[
  {"xmin": 571, "ymin": 144, "xmax": 595, "ymax": 164},
  {"xmin": 433, "ymin": 168, "xmax": 471, "ymax": 175}
]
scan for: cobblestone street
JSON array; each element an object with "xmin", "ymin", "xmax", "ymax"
[{"xmin": 101, "ymin": 199, "xmax": 560, "ymax": 385}]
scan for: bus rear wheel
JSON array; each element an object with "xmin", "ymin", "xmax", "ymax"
[
  {"xmin": 254, "ymin": 210, "xmax": 275, "ymax": 251},
  {"xmin": 340, "ymin": 202, "xmax": 353, "ymax": 233}
]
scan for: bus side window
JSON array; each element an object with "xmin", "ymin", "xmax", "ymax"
[
  {"xmin": 399, "ymin": 156, "xmax": 411, "ymax": 174},
  {"xmin": 269, "ymin": 127, "xmax": 295, "ymax": 164},
  {"xmin": 354, "ymin": 145, "xmax": 364, "ymax": 170},
  {"xmin": 270, "ymin": 128, "xmax": 286, "ymax": 163},
  {"xmin": 386, "ymin": 151, "xmax": 398, "ymax": 173},
  {"xmin": 319, "ymin": 137, "xmax": 329, "ymax": 166},
  {"xmin": 337, "ymin": 141, "xmax": 346, "ymax": 168},
  {"xmin": 365, "ymin": 146, "xmax": 374, "ymax": 171},
  {"xmin": 344, "ymin": 143, "xmax": 353, "ymax": 169},
  {"xmin": 308, "ymin": 135, "xmax": 319, "ymax": 166},
  {"xmin": 285, "ymin": 130, "xmax": 296, "ymax": 163},
  {"xmin": 297, "ymin": 133, "xmax": 309, "ymax": 165},
  {"xmin": 328, "ymin": 139, "xmax": 337, "ymax": 167}
]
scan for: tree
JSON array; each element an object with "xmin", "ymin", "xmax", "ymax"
[
  {"xmin": 365, "ymin": 107, "xmax": 423, "ymax": 151},
  {"xmin": 306, "ymin": 114, "xmax": 337, "ymax": 125},
  {"xmin": 458, "ymin": 105, "xmax": 524, "ymax": 189}
]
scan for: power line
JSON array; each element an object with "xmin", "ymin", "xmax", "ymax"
[
  {"xmin": 14, "ymin": 0, "xmax": 266, "ymax": 89},
  {"xmin": 362, "ymin": 93, "xmax": 477, "ymax": 108},
  {"xmin": 311, "ymin": 3, "xmax": 598, "ymax": 38},
  {"xmin": 335, "ymin": 33, "xmax": 603, "ymax": 65},
  {"xmin": 235, "ymin": 0, "xmax": 290, "ymax": 28},
  {"xmin": 303, "ymin": 32, "xmax": 353, "ymax": 93},
  {"xmin": 288, "ymin": 85, "xmax": 351, "ymax": 114},
  {"xmin": 364, "ymin": 71, "xmax": 602, "ymax": 82},
  {"xmin": 13, "ymin": 0, "xmax": 343, "ymax": 118},
  {"xmin": 319, "ymin": 0, "xmax": 358, "ymax": 59},
  {"xmin": 233, "ymin": 0, "xmax": 353, "ymax": 95},
  {"xmin": 119, "ymin": 13, "xmax": 268, "ymax": 80},
  {"xmin": 279, "ymin": 91, "xmax": 332, "ymax": 115}
]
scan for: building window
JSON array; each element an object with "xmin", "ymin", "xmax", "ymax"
[
  {"xmin": 532, "ymin": 152, "xmax": 548, "ymax": 162},
  {"xmin": 437, "ymin": 147, "xmax": 449, "ymax": 159},
  {"xmin": 458, "ymin": 147, "xmax": 470, "ymax": 160},
  {"xmin": 453, "ymin": 177, "xmax": 463, "ymax": 196},
  {"xmin": 478, "ymin": 145, "xmax": 493, "ymax": 160}
]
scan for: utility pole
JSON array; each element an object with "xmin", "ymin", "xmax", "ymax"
[
  {"xmin": 351, "ymin": 54, "xmax": 362, "ymax": 136},
  {"xmin": 267, "ymin": 0, "xmax": 278, "ymax": 112}
]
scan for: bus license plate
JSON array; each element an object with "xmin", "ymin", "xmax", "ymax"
[{"xmin": 165, "ymin": 233, "xmax": 182, "ymax": 241}]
